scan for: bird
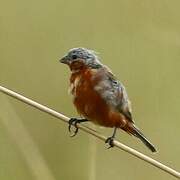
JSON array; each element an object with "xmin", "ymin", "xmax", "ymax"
[{"xmin": 59, "ymin": 47, "xmax": 157, "ymax": 152}]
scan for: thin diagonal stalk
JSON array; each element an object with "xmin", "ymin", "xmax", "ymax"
[{"xmin": 0, "ymin": 85, "xmax": 180, "ymax": 179}]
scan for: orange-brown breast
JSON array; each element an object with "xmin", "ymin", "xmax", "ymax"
[{"xmin": 69, "ymin": 67, "xmax": 128, "ymax": 128}]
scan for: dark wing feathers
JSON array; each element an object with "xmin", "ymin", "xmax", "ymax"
[{"xmin": 94, "ymin": 66, "xmax": 134, "ymax": 123}]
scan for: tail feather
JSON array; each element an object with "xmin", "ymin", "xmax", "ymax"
[{"xmin": 132, "ymin": 125, "xmax": 157, "ymax": 153}]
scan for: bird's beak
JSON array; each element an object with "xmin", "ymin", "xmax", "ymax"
[{"xmin": 59, "ymin": 55, "xmax": 69, "ymax": 64}]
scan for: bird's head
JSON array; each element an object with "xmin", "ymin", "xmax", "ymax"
[{"xmin": 60, "ymin": 47, "xmax": 102, "ymax": 71}]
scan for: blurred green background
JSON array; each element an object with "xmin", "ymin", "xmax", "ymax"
[{"xmin": 0, "ymin": 0, "xmax": 180, "ymax": 179}]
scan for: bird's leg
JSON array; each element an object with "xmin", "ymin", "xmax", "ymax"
[
  {"xmin": 68, "ymin": 118, "xmax": 88, "ymax": 137},
  {"xmin": 105, "ymin": 127, "xmax": 117, "ymax": 148}
]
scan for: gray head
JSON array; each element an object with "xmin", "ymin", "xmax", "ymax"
[{"xmin": 60, "ymin": 47, "xmax": 102, "ymax": 70}]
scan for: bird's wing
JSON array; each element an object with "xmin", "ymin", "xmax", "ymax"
[{"xmin": 94, "ymin": 66, "xmax": 134, "ymax": 123}]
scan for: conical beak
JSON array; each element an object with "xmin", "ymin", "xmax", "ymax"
[{"xmin": 59, "ymin": 55, "xmax": 69, "ymax": 64}]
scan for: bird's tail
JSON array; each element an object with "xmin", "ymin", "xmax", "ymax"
[{"xmin": 131, "ymin": 124, "xmax": 157, "ymax": 153}]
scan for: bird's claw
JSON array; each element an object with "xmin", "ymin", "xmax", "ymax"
[
  {"xmin": 68, "ymin": 118, "xmax": 80, "ymax": 137},
  {"xmin": 68, "ymin": 118, "xmax": 88, "ymax": 137},
  {"xmin": 105, "ymin": 137, "xmax": 115, "ymax": 149}
]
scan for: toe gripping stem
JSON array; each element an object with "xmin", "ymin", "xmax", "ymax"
[
  {"xmin": 105, "ymin": 127, "xmax": 117, "ymax": 149},
  {"xmin": 68, "ymin": 118, "xmax": 88, "ymax": 137}
]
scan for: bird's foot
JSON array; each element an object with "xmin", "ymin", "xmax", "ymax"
[
  {"xmin": 68, "ymin": 118, "xmax": 88, "ymax": 137},
  {"xmin": 105, "ymin": 136, "xmax": 115, "ymax": 149},
  {"xmin": 105, "ymin": 127, "xmax": 117, "ymax": 149}
]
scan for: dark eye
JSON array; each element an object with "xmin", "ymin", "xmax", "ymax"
[
  {"xmin": 72, "ymin": 55, "xmax": 77, "ymax": 59},
  {"xmin": 112, "ymin": 80, "xmax": 118, "ymax": 85}
]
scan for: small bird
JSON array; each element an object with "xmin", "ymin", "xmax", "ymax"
[{"xmin": 60, "ymin": 47, "xmax": 157, "ymax": 152}]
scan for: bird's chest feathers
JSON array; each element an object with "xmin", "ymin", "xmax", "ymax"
[
  {"xmin": 69, "ymin": 69, "xmax": 104, "ymax": 117},
  {"xmin": 69, "ymin": 69, "xmax": 92, "ymax": 100},
  {"xmin": 69, "ymin": 75, "xmax": 82, "ymax": 97}
]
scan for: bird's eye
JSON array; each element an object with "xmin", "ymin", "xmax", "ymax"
[
  {"xmin": 72, "ymin": 55, "xmax": 77, "ymax": 60},
  {"xmin": 112, "ymin": 80, "xmax": 118, "ymax": 85}
]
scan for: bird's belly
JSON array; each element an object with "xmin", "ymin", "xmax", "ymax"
[
  {"xmin": 72, "ymin": 84, "xmax": 126, "ymax": 128},
  {"xmin": 73, "ymin": 84, "xmax": 106, "ymax": 121}
]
